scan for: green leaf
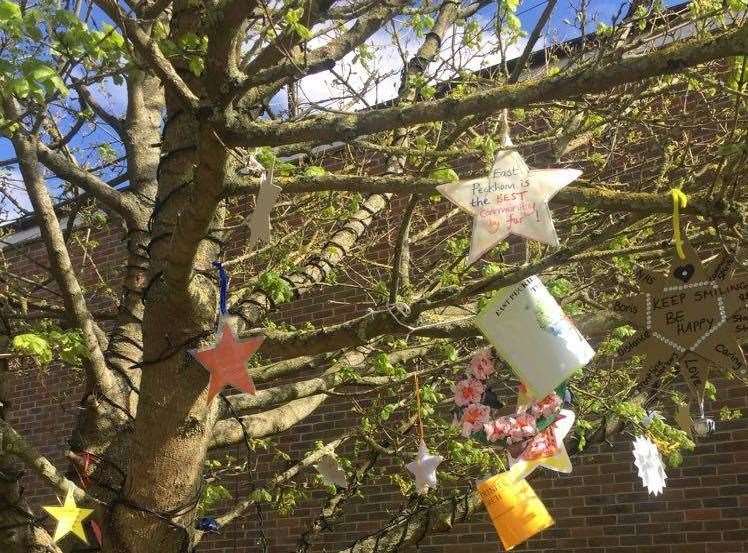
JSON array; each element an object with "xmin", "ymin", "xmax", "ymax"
[
  {"xmin": 429, "ymin": 167, "xmax": 458, "ymax": 183},
  {"xmin": 303, "ymin": 165, "xmax": 326, "ymax": 177},
  {"xmin": 0, "ymin": 0, "xmax": 22, "ymax": 23},
  {"xmin": 12, "ymin": 333, "xmax": 53, "ymax": 365}
]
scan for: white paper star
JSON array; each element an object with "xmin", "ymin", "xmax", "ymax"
[
  {"xmin": 246, "ymin": 168, "xmax": 281, "ymax": 250},
  {"xmin": 314, "ymin": 454, "xmax": 348, "ymax": 488},
  {"xmin": 632, "ymin": 436, "xmax": 667, "ymax": 496},
  {"xmin": 437, "ymin": 148, "xmax": 581, "ymax": 263},
  {"xmin": 406, "ymin": 440, "xmax": 443, "ymax": 494}
]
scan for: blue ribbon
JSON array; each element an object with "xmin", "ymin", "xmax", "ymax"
[{"xmin": 212, "ymin": 261, "xmax": 229, "ymax": 316}]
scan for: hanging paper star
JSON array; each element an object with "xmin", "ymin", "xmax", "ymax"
[
  {"xmin": 191, "ymin": 319, "xmax": 264, "ymax": 402},
  {"xmin": 406, "ymin": 439, "xmax": 443, "ymax": 494},
  {"xmin": 246, "ymin": 168, "xmax": 281, "ymax": 251},
  {"xmin": 437, "ymin": 147, "xmax": 581, "ymax": 263},
  {"xmin": 509, "ymin": 409, "xmax": 575, "ymax": 479},
  {"xmin": 314, "ymin": 454, "xmax": 348, "ymax": 488},
  {"xmin": 43, "ymin": 488, "xmax": 94, "ymax": 544},
  {"xmin": 610, "ymin": 239, "xmax": 747, "ymax": 400},
  {"xmin": 632, "ymin": 436, "xmax": 667, "ymax": 496}
]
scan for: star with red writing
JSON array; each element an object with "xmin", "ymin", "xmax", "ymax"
[
  {"xmin": 191, "ymin": 319, "xmax": 264, "ymax": 401},
  {"xmin": 437, "ymin": 146, "xmax": 581, "ymax": 263}
]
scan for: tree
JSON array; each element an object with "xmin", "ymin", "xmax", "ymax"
[{"xmin": 0, "ymin": 0, "xmax": 745, "ymax": 551}]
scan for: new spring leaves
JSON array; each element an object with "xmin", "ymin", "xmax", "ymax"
[{"xmin": 437, "ymin": 147, "xmax": 581, "ymax": 263}]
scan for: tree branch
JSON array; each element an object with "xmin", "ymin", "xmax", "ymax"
[{"xmin": 220, "ymin": 21, "xmax": 748, "ymax": 147}]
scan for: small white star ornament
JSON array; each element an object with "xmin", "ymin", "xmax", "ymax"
[
  {"xmin": 406, "ymin": 440, "xmax": 443, "ymax": 494},
  {"xmin": 437, "ymin": 145, "xmax": 581, "ymax": 263},
  {"xmin": 246, "ymin": 167, "xmax": 281, "ymax": 250},
  {"xmin": 632, "ymin": 436, "xmax": 667, "ymax": 496},
  {"xmin": 314, "ymin": 454, "xmax": 348, "ymax": 488}
]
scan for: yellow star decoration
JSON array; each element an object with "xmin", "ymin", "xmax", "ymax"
[
  {"xmin": 43, "ymin": 487, "xmax": 94, "ymax": 544},
  {"xmin": 509, "ymin": 409, "xmax": 575, "ymax": 479}
]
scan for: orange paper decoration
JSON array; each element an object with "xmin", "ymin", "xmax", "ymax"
[
  {"xmin": 191, "ymin": 319, "xmax": 264, "ymax": 402},
  {"xmin": 477, "ymin": 470, "xmax": 554, "ymax": 550}
]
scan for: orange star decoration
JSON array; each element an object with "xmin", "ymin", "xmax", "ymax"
[
  {"xmin": 191, "ymin": 319, "xmax": 265, "ymax": 402},
  {"xmin": 610, "ymin": 239, "xmax": 747, "ymax": 402},
  {"xmin": 43, "ymin": 488, "xmax": 94, "ymax": 544}
]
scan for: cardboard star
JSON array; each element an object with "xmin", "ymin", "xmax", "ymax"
[
  {"xmin": 43, "ymin": 488, "xmax": 94, "ymax": 544},
  {"xmin": 611, "ymin": 239, "xmax": 747, "ymax": 399},
  {"xmin": 437, "ymin": 148, "xmax": 581, "ymax": 263},
  {"xmin": 191, "ymin": 320, "xmax": 264, "ymax": 402},
  {"xmin": 246, "ymin": 168, "xmax": 281, "ymax": 251},
  {"xmin": 509, "ymin": 409, "xmax": 574, "ymax": 479},
  {"xmin": 632, "ymin": 436, "xmax": 667, "ymax": 496},
  {"xmin": 315, "ymin": 454, "xmax": 348, "ymax": 488},
  {"xmin": 406, "ymin": 439, "xmax": 443, "ymax": 494}
]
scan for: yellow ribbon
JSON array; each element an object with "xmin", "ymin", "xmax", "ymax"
[{"xmin": 670, "ymin": 188, "xmax": 688, "ymax": 260}]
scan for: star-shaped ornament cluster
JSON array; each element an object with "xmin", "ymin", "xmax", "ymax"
[
  {"xmin": 509, "ymin": 409, "xmax": 575, "ymax": 479},
  {"xmin": 191, "ymin": 318, "xmax": 265, "ymax": 402},
  {"xmin": 632, "ymin": 436, "xmax": 667, "ymax": 496},
  {"xmin": 406, "ymin": 439, "xmax": 443, "ymax": 494},
  {"xmin": 43, "ymin": 488, "xmax": 94, "ymax": 544},
  {"xmin": 610, "ymin": 240, "xmax": 747, "ymax": 401},
  {"xmin": 437, "ymin": 145, "xmax": 581, "ymax": 263}
]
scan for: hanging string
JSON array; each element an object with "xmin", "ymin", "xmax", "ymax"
[
  {"xmin": 212, "ymin": 261, "xmax": 229, "ymax": 317},
  {"xmin": 670, "ymin": 188, "xmax": 688, "ymax": 260},
  {"xmin": 414, "ymin": 374, "xmax": 424, "ymax": 443}
]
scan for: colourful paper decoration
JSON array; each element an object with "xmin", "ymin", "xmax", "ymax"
[
  {"xmin": 474, "ymin": 275, "xmax": 595, "ymax": 398},
  {"xmin": 477, "ymin": 469, "xmax": 554, "ymax": 550},
  {"xmin": 43, "ymin": 488, "xmax": 94, "ymax": 544},
  {"xmin": 632, "ymin": 436, "xmax": 667, "ymax": 496},
  {"xmin": 611, "ymin": 240, "xmax": 747, "ymax": 402},
  {"xmin": 246, "ymin": 167, "xmax": 282, "ymax": 251},
  {"xmin": 508, "ymin": 409, "xmax": 575, "ymax": 479},
  {"xmin": 190, "ymin": 318, "xmax": 264, "ymax": 402},
  {"xmin": 437, "ymin": 146, "xmax": 581, "ymax": 263},
  {"xmin": 406, "ymin": 439, "xmax": 443, "ymax": 494}
]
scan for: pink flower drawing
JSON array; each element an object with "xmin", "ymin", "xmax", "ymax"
[
  {"xmin": 453, "ymin": 378, "xmax": 485, "ymax": 407},
  {"xmin": 469, "ymin": 349, "xmax": 495, "ymax": 381},
  {"xmin": 460, "ymin": 403, "xmax": 491, "ymax": 436}
]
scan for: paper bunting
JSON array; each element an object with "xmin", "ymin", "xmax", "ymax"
[
  {"xmin": 190, "ymin": 318, "xmax": 264, "ymax": 402},
  {"xmin": 406, "ymin": 440, "xmax": 443, "ymax": 494},
  {"xmin": 611, "ymin": 239, "xmax": 747, "ymax": 401},
  {"xmin": 474, "ymin": 275, "xmax": 595, "ymax": 398},
  {"xmin": 508, "ymin": 409, "xmax": 574, "ymax": 479},
  {"xmin": 437, "ymin": 145, "xmax": 581, "ymax": 263},
  {"xmin": 477, "ymin": 470, "xmax": 554, "ymax": 550},
  {"xmin": 246, "ymin": 167, "xmax": 281, "ymax": 251},
  {"xmin": 43, "ymin": 488, "xmax": 94, "ymax": 544},
  {"xmin": 632, "ymin": 436, "xmax": 667, "ymax": 496},
  {"xmin": 315, "ymin": 454, "xmax": 348, "ymax": 488}
]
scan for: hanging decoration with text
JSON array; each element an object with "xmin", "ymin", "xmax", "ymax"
[
  {"xmin": 474, "ymin": 275, "xmax": 595, "ymax": 398},
  {"xmin": 437, "ymin": 145, "xmax": 581, "ymax": 263},
  {"xmin": 477, "ymin": 469, "xmax": 554, "ymax": 550},
  {"xmin": 610, "ymin": 239, "xmax": 747, "ymax": 403}
]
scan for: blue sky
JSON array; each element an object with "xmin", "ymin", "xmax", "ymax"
[{"xmin": 0, "ymin": 0, "xmax": 687, "ymax": 221}]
